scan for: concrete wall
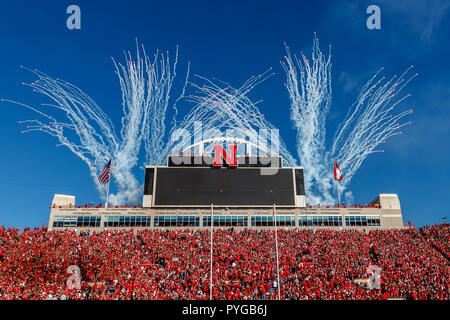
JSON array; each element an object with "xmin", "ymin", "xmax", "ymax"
[
  {"xmin": 48, "ymin": 193, "xmax": 405, "ymax": 231},
  {"xmin": 52, "ymin": 194, "xmax": 75, "ymax": 207}
]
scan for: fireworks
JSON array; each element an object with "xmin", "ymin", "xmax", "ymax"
[
  {"xmin": 4, "ymin": 35, "xmax": 416, "ymax": 205},
  {"xmin": 4, "ymin": 42, "xmax": 290, "ymax": 204},
  {"xmin": 171, "ymin": 71, "xmax": 296, "ymax": 165},
  {"xmin": 281, "ymin": 35, "xmax": 333, "ymax": 203},
  {"xmin": 282, "ymin": 35, "xmax": 416, "ymax": 203},
  {"xmin": 4, "ymin": 41, "xmax": 186, "ymax": 204}
]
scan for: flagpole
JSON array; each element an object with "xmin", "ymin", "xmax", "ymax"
[
  {"xmin": 105, "ymin": 160, "xmax": 111, "ymax": 207},
  {"xmin": 273, "ymin": 204, "xmax": 281, "ymax": 300},
  {"xmin": 210, "ymin": 203, "xmax": 214, "ymax": 300},
  {"xmin": 334, "ymin": 161, "xmax": 341, "ymax": 208},
  {"xmin": 337, "ymin": 180, "xmax": 340, "ymax": 208}
]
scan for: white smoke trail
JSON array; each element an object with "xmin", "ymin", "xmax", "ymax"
[
  {"xmin": 5, "ymin": 43, "xmax": 291, "ymax": 204},
  {"xmin": 5, "ymin": 36, "xmax": 416, "ymax": 206},
  {"xmin": 330, "ymin": 66, "xmax": 417, "ymax": 191},
  {"xmin": 167, "ymin": 72, "xmax": 297, "ymax": 165},
  {"xmin": 109, "ymin": 43, "xmax": 188, "ymax": 203},
  {"xmin": 281, "ymin": 34, "xmax": 334, "ymax": 203},
  {"xmin": 2, "ymin": 68, "xmax": 117, "ymax": 196},
  {"xmin": 282, "ymin": 35, "xmax": 416, "ymax": 204},
  {"xmin": 4, "ymin": 42, "xmax": 187, "ymax": 204}
]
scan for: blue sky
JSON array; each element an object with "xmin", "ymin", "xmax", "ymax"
[{"xmin": 0, "ymin": 0, "xmax": 448, "ymax": 228}]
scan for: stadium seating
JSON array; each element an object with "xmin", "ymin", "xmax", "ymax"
[
  {"xmin": 420, "ymin": 223, "xmax": 450, "ymax": 261},
  {"xmin": 0, "ymin": 226, "xmax": 448, "ymax": 300}
]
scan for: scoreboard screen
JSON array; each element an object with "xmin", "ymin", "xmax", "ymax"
[{"xmin": 148, "ymin": 167, "xmax": 301, "ymax": 206}]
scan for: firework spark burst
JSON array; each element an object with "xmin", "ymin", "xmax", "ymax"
[
  {"xmin": 4, "ymin": 42, "xmax": 289, "ymax": 204},
  {"xmin": 4, "ymin": 41, "xmax": 186, "ymax": 204},
  {"xmin": 3, "ymin": 35, "xmax": 416, "ymax": 205},
  {"xmin": 282, "ymin": 34, "xmax": 417, "ymax": 203}
]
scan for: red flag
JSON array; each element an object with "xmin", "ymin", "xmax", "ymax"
[{"xmin": 334, "ymin": 161, "xmax": 343, "ymax": 181}]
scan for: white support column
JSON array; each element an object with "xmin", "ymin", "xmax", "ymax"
[
  {"xmin": 274, "ymin": 204, "xmax": 281, "ymax": 300},
  {"xmin": 210, "ymin": 203, "xmax": 214, "ymax": 300}
]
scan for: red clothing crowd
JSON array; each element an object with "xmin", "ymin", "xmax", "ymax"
[
  {"xmin": 420, "ymin": 223, "xmax": 450, "ymax": 260},
  {"xmin": 0, "ymin": 226, "xmax": 448, "ymax": 300}
]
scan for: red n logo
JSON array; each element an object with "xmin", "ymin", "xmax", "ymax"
[{"xmin": 213, "ymin": 145, "xmax": 238, "ymax": 166}]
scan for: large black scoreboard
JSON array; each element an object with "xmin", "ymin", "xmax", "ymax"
[{"xmin": 143, "ymin": 156, "xmax": 305, "ymax": 206}]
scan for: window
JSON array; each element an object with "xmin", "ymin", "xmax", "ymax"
[
  {"xmin": 277, "ymin": 216, "xmax": 296, "ymax": 226},
  {"xmin": 345, "ymin": 216, "xmax": 380, "ymax": 227},
  {"xmin": 103, "ymin": 216, "xmax": 151, "ymax": 227},
  {"xmin": 52, "ymin": 216, "xmax": 76, "ymax": 228},
  {"xmin": 367, "ymin": 216, "xmax": 381, "ymax": 226},
  {"xmin": 53, "ymin": 215, "xmax": 100, "ymax": 228},
  {"xmin": 203, "ymin": 216, "xmax": 248, "ymax": 227},
  {"xmin": 113, "ymin": 216, "xmax": 119, "ymax": 227},
  {"xmin": 250, "ymin": 215, "xmax": 295, "ymax": 227},
  {"xmin": 154, "ymin": 216, "xmax": 200, "ymax": 227},
  {"xmin": 299, "ymin": 216, "xmax": 342, "ymax": 227},
  {"xmin": 89, "ymin": 216, "xmax": 98, "ymax": 227}
]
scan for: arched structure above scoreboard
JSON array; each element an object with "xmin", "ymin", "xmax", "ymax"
[{"xmin": 182, "ymin": 136, "xmax": 268, "ymax": 156}]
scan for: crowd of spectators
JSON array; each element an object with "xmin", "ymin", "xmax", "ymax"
[
  {"xmin": 420, "ymin": 223, "xmax": 450, "ymax": 260},
  {"xmin": 369, "ymin": 228, "xmax": 448, "ymax": 299},
  {"xmin": 0, "ymin": 226, "xmax": 448, "ymax": 300}
]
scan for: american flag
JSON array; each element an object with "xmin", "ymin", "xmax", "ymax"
[{"xmin": 98, "ymin": 159, "xmax": 111, "ymax": 185}]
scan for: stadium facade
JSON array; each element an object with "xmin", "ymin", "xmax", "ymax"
[{"xmin": 47, "ymin": 143, "xmax": 404, "ymax": 231}]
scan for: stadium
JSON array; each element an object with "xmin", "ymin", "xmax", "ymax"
[
  {"xmin": 47, "ymin": 140, "xmax": 402, "ymax": 231},
  {"xmin": 0, "ymin": 2, "xmax": 449, "ymax": 304},
  {"xmin": 1, "ymin": 142, "xmax": 448, "ymax": 300}
]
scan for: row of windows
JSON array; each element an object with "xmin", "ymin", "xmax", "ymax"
[
  {"xmin": 53, "ymin": 216, "xmax": 101, "ymax": 228},
  {"xmin": 345, "ymin": 216, "xmax": 381, "ymax": 226},
  {"xmin": 251, "ymin": 216, "xmax": 295, "ymax": 227},
  {"xmin": 103, "ymin": 216, "xmax": 151, "ymax": 227},
  {"xmin": 155, "ymin": 216, "xmax": 200, "ymax": 227},
  {"xmin": 299, "ymin": 216, "xmax": 343, "ymax": 227},
  {"xmin": 203, "ymin": 216, "xmax": 248, "ymax": 227},
  {"xmin": 53, "ymin": 215, "xmax": 381, "ymax": 228}
]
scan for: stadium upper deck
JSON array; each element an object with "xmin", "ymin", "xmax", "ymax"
[{"xmin": 48, "ymin": 151, "xmax": 404, "ymax": 231}]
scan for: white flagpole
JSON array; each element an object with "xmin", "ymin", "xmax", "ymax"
[
  {"xmin": 337, "ymin": 180, "xmax": 340, "ymax": 208},
  {"xmin": 273, "ymin": 204, "xmax": 281, "ymax": 300},
  {"xmin": 105, "ymin": 160, "xmax": 111, "ymax": 207},
  {"xmin": 334, "ymin": 161, "xmax": 343, "ymax": 207},
  {"xmin": 210, "ymin": 203, "xmax": 214, "ymax": 300}
]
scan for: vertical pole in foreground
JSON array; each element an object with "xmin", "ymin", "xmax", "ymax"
[
  {"xmin": 273, "ymin": 204, "xmax": 281, "ymax": 300},
  {"xmin": 210, "ymin": 203, "xmax": 214, "ymax": 300}
]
